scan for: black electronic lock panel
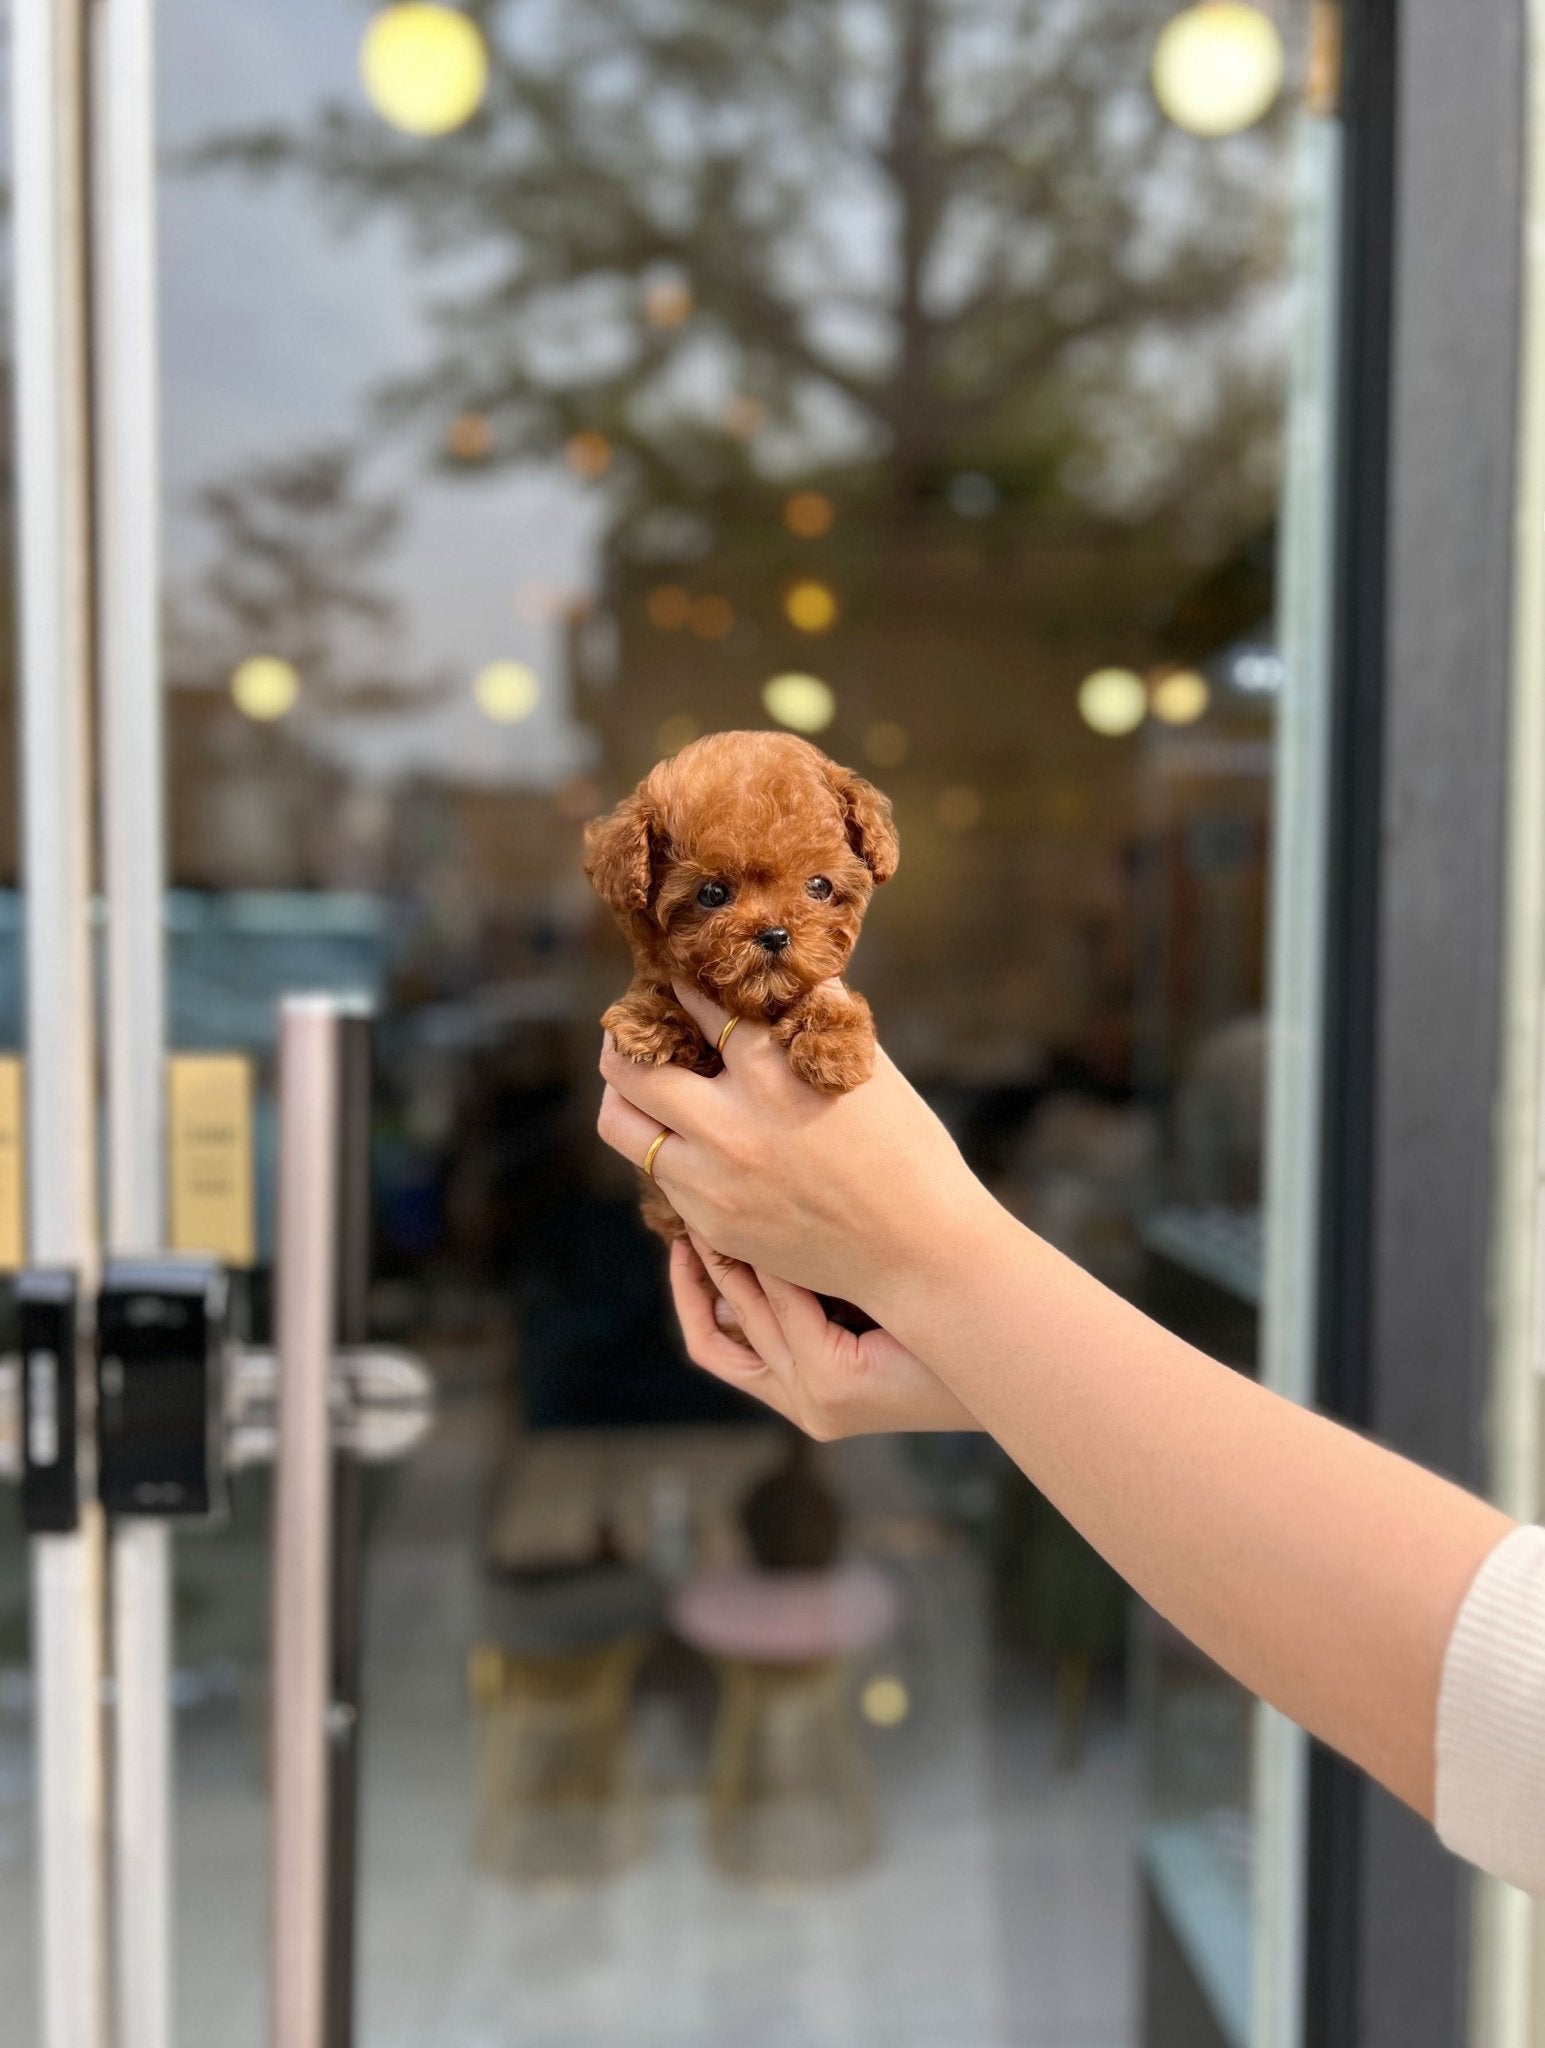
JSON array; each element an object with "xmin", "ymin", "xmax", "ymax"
[
  {"xmin": 17, "ymin": 1269, "xmax": 80, "ymax": 1535},
  {"xmin": 97, "ymin": 1256, "xmax": 228, "ymax": 1518}
]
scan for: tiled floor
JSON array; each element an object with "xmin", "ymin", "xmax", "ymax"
[{"xmin": 0, "ymin": 1390, "xmax": 1138, "ymax": 2048}]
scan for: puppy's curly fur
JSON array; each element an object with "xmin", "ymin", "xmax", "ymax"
[{"xmin": 585, "ymin": 729, "xmax": 898, "ymax": 1243}]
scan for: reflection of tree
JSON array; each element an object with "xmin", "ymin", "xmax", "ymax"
[
  {"xmin": 168, "ymin": 445, "xmax": 433, "ymax": 714},
  {"xmin": 197, "ymin": 0, "xmax": 1290, "ymax": 555}
]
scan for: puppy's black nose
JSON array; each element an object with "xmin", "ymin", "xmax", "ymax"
[{"xmin": 756, "ymin": 927, "xmax": 791, "ymax": 955}]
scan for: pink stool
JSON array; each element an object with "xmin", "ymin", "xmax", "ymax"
[{"xmin": 671, "ymin": 1564, "xmax": 900, "ymax": 1883}]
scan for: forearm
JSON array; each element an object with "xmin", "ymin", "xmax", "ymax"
[{"xmin": 875, "ymin": 1198, "xmax": 1513, "ymax": 1816}]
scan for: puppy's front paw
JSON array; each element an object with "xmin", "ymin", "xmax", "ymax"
[
  {"xmin": 776, "ymin": 989, "xmax": 876, "ymax": 1094},
  {"xmin": 784, "ymin": 1025, "xmax": 875, "ymax": 1093},
  {"xmin": 603, "ymin": 998, "xmax": 702, "ymax": 1068}
]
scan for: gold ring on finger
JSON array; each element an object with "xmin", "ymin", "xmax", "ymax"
[
  {"xmin": 715, "ymin": 1015, "xmax": 739, "ymax": 1056},
  {"xmin": 642, "ymin": 1128, "xmax": 671, "ymax": 1179}
]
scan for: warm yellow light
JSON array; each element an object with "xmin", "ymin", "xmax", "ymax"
[
  {"xmin": 1078, "ymin": 667, "xmax": 1147, "ymax": 736},
  {"xmin": 447, "ymin": 411, "xmax": 493, "ymax": 461},
  {"xmin": 473, "ymin": 660, "xmax": 540, "ymax": 723},
  {"xmin": 1152, "ymin": 4, "xmax": 1284, "ymax": 137},
  {"xmin": 860, "ymin": 1675, "xmax": 910, "ymax": 1728},
  {"xmin": 690, "ymin": 595, "xmax": 735, "ymax": 641},
  {"xmin": 513, "ymin": 579, "xmax": 551, "ymax": 621},
  {"xmin": 1151, "ymin": 668, "xmax": 1211, "ymax": 725},
  {"xmin": 361, "ymin": 5, "xmax": 489, "ymax": 137},
  {"xmin": 565, "ymin": 430, "xmax": 613, "ymax": 480},
  {"xmin": 231, "ymin": 656, "xmax": 299, "ymax": 722},
  {"xmin": 784, "ymin": 579, "xmax": 838, "ymax": 634},
  {"xmin": 553, "ymin": 774, "xmax": 603, "ymax": 822},
  {"xmin": 763, "ymin": 673, "xmax": 836, "ymax": 734},
  {"xmin": 936, "ymin": 783, "xmax": 984, "ymax": 832},
  {"xmin": 783, "ymin": 491, "xmax": 835, "ymax": 539},
  {"xmin": 644, "ymin": 277, "xmax": 693, "ymax": 329},
  {"xmin": 865, "ymin": 720, "xmax": 909, "ymax": 768},
  {"xmin": 722, "ymin": 394, "xmax": 766, "ymax": 439},
  {"xmin": 655, "ymin": 712, "xmax": 699, "ymax": 754},
  {"xmin": 646, "ymin": 583, "xmax": 693, "ymax": 631}
]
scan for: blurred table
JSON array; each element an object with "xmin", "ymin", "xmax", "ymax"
[{"xmin": 485, "ymin": 1425, "xmax": 786, "ymax": 1573}]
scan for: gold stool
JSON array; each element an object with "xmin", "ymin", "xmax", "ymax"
[
  {"xmin": 470, "ymin": 1632, "xmax": 651, "ymax": 1887},
  {"xmin": 705, "ymin": 1653, "xmax": 878, "ymax": 1885}
]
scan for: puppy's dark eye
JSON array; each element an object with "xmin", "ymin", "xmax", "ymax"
[
  {"xmin": 807, "ymin": 876, "xmax": 834, "ymax": 901},
  {"xmin": 696, "ymin": 880, "xmax": 731, "ymax": 909}
]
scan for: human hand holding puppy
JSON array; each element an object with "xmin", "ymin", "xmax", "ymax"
[
  {"xmin": 586, "ymin": 728, "xmax": 993, "ymax": 1427},
  {"xmin": 598, "ymin": 976, "xmax": 995, "ymax": 1434},
  {"xmin": 667, "ymin": 1233, "xmax": 977, "ymax": 1439}
]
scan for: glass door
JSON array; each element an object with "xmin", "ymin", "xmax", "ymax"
[{"xmin": 2, "ymin": 2, "xmax": 1341, "ymax": 2044}]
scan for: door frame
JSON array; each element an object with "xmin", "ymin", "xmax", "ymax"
[{"xmin": 1309, "ymin": 2, "xmax": 1530, "ymax": 2044}]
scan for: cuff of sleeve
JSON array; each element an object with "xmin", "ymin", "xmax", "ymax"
[{"xmin": 1435, "ymin": 1522, "xmax": 1545, "ymax": 1897}]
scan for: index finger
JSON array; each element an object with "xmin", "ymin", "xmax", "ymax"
[{"xmin": 669, "ymin": 1239, "xmax": 779, "ymax": 1389}]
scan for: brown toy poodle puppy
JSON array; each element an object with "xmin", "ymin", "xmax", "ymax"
[{"xmin": 585, "ymin": 728, "xmax": 898, "ymax": 1244}]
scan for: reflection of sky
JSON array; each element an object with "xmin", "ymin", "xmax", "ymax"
[{"xmin": 159, "ymin": 0, "xmax": 596, "ymax": 788}]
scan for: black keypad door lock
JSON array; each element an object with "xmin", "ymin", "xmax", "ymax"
[
  {"xmin": 18, "ymin": 1269, "xmax": 80, "ymax": 1535},
  {"xmin": 96, "ymin": 1256, "xmax": 228, "ymax": 1519}
]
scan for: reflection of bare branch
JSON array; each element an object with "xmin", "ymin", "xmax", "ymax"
[
  {"xmin": 189, "ymin": 0, "xmax": 1293, "ymax": 551},
  {"xmin": 172, "ymin": 444, "xmax": 440, "ymax": 717}
]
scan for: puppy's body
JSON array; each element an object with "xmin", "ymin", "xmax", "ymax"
[{"xmin": 585, "ymin": 730, "xmax": 898, "ymax": 1246}]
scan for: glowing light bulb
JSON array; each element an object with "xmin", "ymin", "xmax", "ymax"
[
  {"xmin": 1152, "ymin": 4, "xmax": 1284, "ymax": 137},
  {"xmin": 643, "ymin": 277, "xmax": 693, "ymax": 329},
  {"xmin": 646, "ymin": 584, "xmax": 693, "ymax": 631},
  {"xmin": 514, "ymin": 579, "xmax": 562, "ymax": 622},
  {"xmin": 689, "ymin": 595, "xmax": 735, "ymax": 641},
  {"xmin": 231, "ymin": 656, "xmax": 299, "ymax": 721},
  {"xmin": 783, "ymin": 491, "xmax": 835, "ymax": 539},
  {"xmin": 936, "ymin": 783, "xmax": 984, "ymax": 832},
  {"xmin": 361, "ymin": 5, "xmax": 489, "ymax": 137},
  {"xmin": 1151, "ymin": 668, "xmax": 1211, "ymax": 725},
  {"xmin": 861, "ymin": 1675, "xmax": 910, "ymax": 1727},
  {"xmin": 565, "ymin": 430, "xmax": 613, "ymax": 480},
  {"xmin": 655, "ymin": 713, "xmax": 699, "ymax": 754},
  {"xmin": 447, "ymin": 411, "xmax": 493, "ymax": 461},
  {"xmin": 553, "ymin": 775, "xmax": 602, "ymax": 822},
  {"xmin": 784, "ymin": 579, "xmax": 838, "ymax": 634},
  {"xmin": 722, "ymin": 394, "xmax": 766, "ymax": 439},
  {"xmin": 473, "ymin": 661, "xmax": 540, "ymax": 723},
  {"xmin": 864, "ymin": 720, "xmax": 909, "ymax": 768},
  {"xmin": 1078, "ymin": 667, "xmax": 1147, "ymax": 736},
  {"xmin": 763, "ymin": 673, "xmax": 836, "ymax": 734}
]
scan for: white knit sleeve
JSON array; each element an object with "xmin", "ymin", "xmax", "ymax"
[{"xmin": 1435, "ymin": 1522, "xmax": 1545, "ymax": 1896}]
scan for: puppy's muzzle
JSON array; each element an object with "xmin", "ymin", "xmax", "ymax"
[{"xmin": 756, "ymin": 927, "xmax": 791, "ymax": 955}]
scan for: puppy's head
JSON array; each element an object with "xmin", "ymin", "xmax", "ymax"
[{"xmin": 584, "ymin": 730, "xmax": 898, "ymax": 1016}]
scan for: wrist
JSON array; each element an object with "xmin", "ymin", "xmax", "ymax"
[{"xmin": 855, "ymin": 1169, "xmax": 1022, "ymax": 1341}]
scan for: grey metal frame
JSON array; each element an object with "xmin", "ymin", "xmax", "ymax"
[
  {"xmin": 92, "ymin": 0, "xmax": 175, "ymax": 2041},
  {"xmin": 12, "ymin": 1, "xmax": 111, "ymax": 2043},
  {"xmin": 1311, "ymin": 0, "xmax": 1528, "ymax": 2043}
]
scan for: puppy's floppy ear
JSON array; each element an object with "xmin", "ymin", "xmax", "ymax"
[
  {"xmin": 584, "ymin": 792, "xmax": 659, "ymax": 913},
  {"xmin": 826, "ymin": 762, "xmax": 899, "ymax": 885}
]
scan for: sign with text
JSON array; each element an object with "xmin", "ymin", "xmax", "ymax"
[
  {"xmin": 0, "ymin": 1058, "xmax": 22, "ymax": 1272},
  {"xmin": 167, "ymin": 1054, "xmax": 255, "ymax": 1268}
]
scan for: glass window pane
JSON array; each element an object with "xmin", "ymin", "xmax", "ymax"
[{"xmin": 154, "ymin": 4, "xmax": 1319, "ymax": 2043}]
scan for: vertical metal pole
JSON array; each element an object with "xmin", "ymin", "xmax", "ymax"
[
  {"xmin": 1252, "ymin": 84, "xmax": 1344, "ymax": 2048},
  {"xmin": 90, "ymin": 0, "xmax": 173, "ymax": 2039},
  {"xmin": 13, "ymin": 0, "xmax": 111, "ymax": 2043},
  {"xmin": 271, "ymin": 999, "xmax": 341, "ymax": 2048},
  {"xmin": 325, "ymin": 1004, "xmax": 372, "ymax": 2048}
]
